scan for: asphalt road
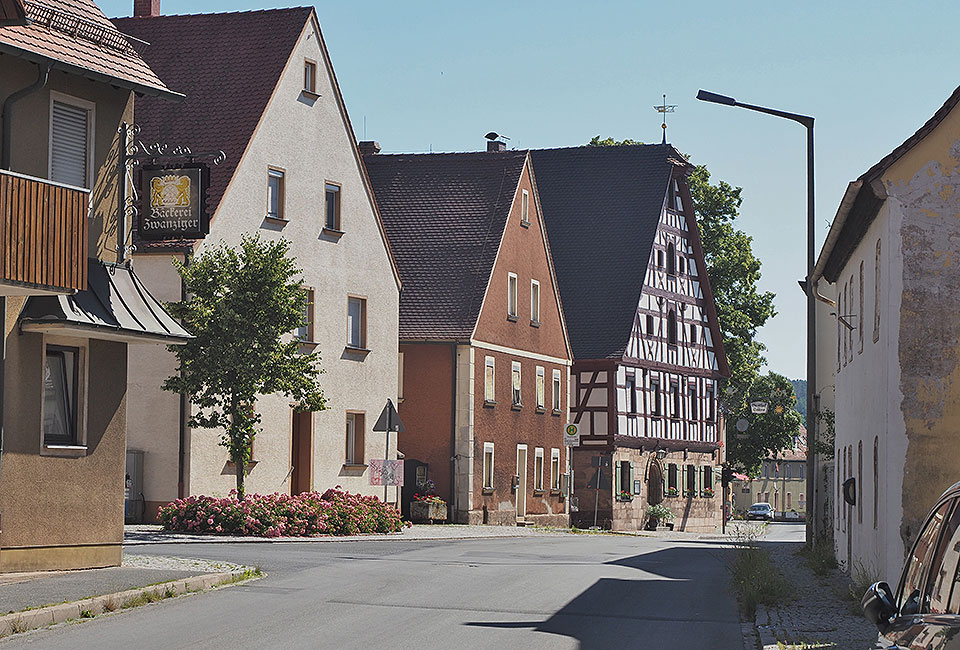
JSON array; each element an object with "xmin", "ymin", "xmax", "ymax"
[{"xmin": 3, "ymin": 533, "xmax": 750, "ymax": 650}]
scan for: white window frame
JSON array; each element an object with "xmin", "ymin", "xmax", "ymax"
[
  {"xmin": 521, "ymin": 188, "xmax": 530, "ymax": 225},
  {"xmin": 267, "ymin": 167, "xmax": 285, "ymax": 220},
  {"xmin": 40, "ymin": 335, "xmax": 89, "ymax": 456},
  {"xmin": 483, "ymin": 442, "xmax": 495, "ymax": 489},
  {"xmin": 48, "ymin": 91, "xmax": 95, "ymax": 189},
  {"xmin": 347, "ymin": 295, "xmax": 367, "ymax": 349},
  {"xmin": 507, "ymin": 272, "xmax": 518, "ymax": 318},
  {"xmin": 550, "ymin": 448, "xmax": 561, "ymax": 490},
  {"xmin": 534, "ymin": 447, "xmax": 544, "ymax": 491},
  {"xmin": 535, "ymin": 365, "xmax": 545, "ymax": 409},
  {"xmin": 303, "ymin": 59, "xmax": 317, "ymax": 94},
  {"xmin": 484, "ymin": 355, "xmax": 495, "ymax": 403},
  {"xmin": 511, "ymin": 360, "xmax": 522, "ymax": 406},
  {"xmin": 552, "ymin": 369, "xmax": 562, "ymax": 412},
  {"xmin": 530, "ymin": 279, "xmax": 540, "ymax": 324}
]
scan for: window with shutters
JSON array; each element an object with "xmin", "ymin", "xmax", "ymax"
[
  {"xmin": 667, "ymin": 463, "xmax": 678, "ymax": 494},
  {"xmin": 685, "ymin": 463, "xmax": 696, "ymax": 496},
  {"xmin": 49, "ymin": 93, "xmax": 94, "ymax": 188}
]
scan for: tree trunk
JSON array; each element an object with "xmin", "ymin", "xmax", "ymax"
[{"xmin": 235, "ymin": 454, "xmax": 246, "ymax": 500}]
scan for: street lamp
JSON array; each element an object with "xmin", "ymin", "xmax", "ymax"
[{"xmin": 696, "ymin": 89, "xmax": 817, "ymax": 546}]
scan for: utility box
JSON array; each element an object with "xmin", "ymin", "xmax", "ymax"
[{"xmin": 125, "ymin": 450, "xmax": 144, "ymax": 524}]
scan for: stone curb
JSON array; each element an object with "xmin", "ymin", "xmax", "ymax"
[
  {"xmin": 754, "ymin": 605, "xmax": 779, "ymax": 650},
  {"xmin": 123, "ymin": 531, "xmax": 561, "ymax": 545},
  {"xmin": 0, "ymin": 570, "xmax": 250, "ymax": 638}
]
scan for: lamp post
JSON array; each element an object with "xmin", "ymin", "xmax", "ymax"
[{"xmin": 696, "ymin": 89, "xmax": 817, "ymax": 545}]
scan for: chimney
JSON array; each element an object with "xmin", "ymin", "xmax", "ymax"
[
  {"xmin": 358, "ymin": 141, "xmax": 381, "ymax": 156},
  {"xmin": 487, "ymin": 140, "xmax": 506, "ymax": 153},
  {"xmin": 133, "ymin": 0, "xmax": 162, "ymax": 17}
]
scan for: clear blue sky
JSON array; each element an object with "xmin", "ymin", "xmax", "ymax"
[{"xmin": 101, "ymin": 0, "xmax": 960, "ymax": 379}]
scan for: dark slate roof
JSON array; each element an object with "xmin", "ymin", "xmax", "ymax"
[
  {"xmin": 20, "ymin": 260, "xmax": 192, "ymax": 343},
  {"xmin": 363, "ymin": 150, "xmax": 528, "ymax": 341},
  {"xmin": 530, "ymin": 144, "xmax": 683, "ymax": 360},
  {"xmin": 113, "ymin": 8, "xmax": 313, "ymax": 251}
]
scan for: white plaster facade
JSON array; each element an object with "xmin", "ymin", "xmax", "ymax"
[{"xmin": 126, "ymin": 13, "xmax": 400, "ymax": 513}]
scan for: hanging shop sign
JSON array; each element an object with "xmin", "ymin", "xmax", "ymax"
[{"xmin": 138, "ymin": 163, "xmax": 209, "ymax": 240}]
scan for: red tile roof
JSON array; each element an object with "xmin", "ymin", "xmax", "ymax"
[
  {"xmin": 363, "ymin": 150, "xmax": 528, "ymax": 341},
  {"xmin": 0, "ymin": 0, "xmax": 176, "ymax": 98},
  {"xmin": 113, "ymin": 7, "xmax": 313, "ymax": 252}
]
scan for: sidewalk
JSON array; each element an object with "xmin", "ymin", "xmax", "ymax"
[{"xmin": 752, "ymin": 540, "xmax": 877, "ymax": 649}]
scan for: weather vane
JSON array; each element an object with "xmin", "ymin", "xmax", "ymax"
[{"xmin": 654, "ymin": 94, "xmax": 677, "ymax": 144}]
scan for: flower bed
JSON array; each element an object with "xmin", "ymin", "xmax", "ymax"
[{"xmin": 157, "ymin": 488, "xmax": 408, "ymax": 537}]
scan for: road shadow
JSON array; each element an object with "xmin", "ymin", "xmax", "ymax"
[{"xmin": 465, "ymin": 545, "xmax": 741, "ymax": 650}]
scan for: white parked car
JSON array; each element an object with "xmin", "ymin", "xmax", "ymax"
[{"xmin": 747, "ymin": 503, "xmax": 774, "ymax": 521}]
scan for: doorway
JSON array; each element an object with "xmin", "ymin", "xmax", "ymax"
[
  {"xmin": 291, "ymin": 410, "xmax": 312, "ymax": 494},
  {"xmin": 516, "ymin": 445, "xmax": 528, "ymax": 522},
  {"xmin": 648, "ymin": 461, "xmax": 664, "ymax": 505}
]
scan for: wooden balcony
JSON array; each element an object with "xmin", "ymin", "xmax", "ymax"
[{"xmin": 0, "ymin": 169, "xmax": 88, "ymax": 294}]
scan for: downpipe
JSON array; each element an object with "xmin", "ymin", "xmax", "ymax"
[{"xmin": 1, "ymin": 62, "xmax": 51, "ymax": 169}]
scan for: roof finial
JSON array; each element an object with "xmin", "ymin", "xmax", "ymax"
[{"xmin": 655, "ymin": 94, "xmax": 676, "ymax": 144}]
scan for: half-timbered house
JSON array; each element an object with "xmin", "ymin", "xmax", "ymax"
[
  {"xmin": 363, "ymin": 141, "xmax": 573, "ymax": 526},
  {"xmin": 531, "ymin": 144, "xmax": 729, "ymax": 532}
]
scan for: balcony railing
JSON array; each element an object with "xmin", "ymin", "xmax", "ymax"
[{"xmin": 0, "ymin": 169, "xmax": 88, "ymax": 293}]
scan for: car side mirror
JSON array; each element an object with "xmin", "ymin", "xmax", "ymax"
[{"xmin": 862, "ymin": 581, "xmax": 897, "ymax": 631}]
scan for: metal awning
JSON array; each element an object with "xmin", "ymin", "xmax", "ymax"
[{"xmin": 19, "ymin": 259, "xmax": 191, "ymax": 344}]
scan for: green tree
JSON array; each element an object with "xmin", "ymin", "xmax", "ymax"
[
  {"xmin": 163, "ymin": 234, "xmax": 326, "ymax": 498},
  {"xmin": 588, "ymin": 135, "xmax": 644, "ymax": 147},
  {"xmin": 724, "ymin": 372, "xmax": 803, "ymax": 477}
]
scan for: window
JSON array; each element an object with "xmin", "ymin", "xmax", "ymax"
[
  {"xmin": 267, "ymin": 168, "xmax": 285, "ymax": 220},
  {"xmin": 671, "ymin": 382, "xmax": 680, "ymax": 419},
  {"xmin": 874, "ymin": 239, "xmax": 881, "ymax": 343},
  {"xmin": 507, "ymin": 273, "xmax": 518, "ymax": 318},
  {"xmin": 667, "ymin": 463, "xmax": 678, "ymax": 493},
  {"xmin": 688, "ymin": 385, "xmax": 697, "ymax": 420},
  {"xmin": 483, "ymin": 443, "xmax": 495, "ymax": 489},
  {"xmin": 536, "ymin": 366, "xmax": 545, "ymax": 410},
  {"xmin": 325, "ymin": 183, "xmax": 341, "ymax": 230},
  {"xmin": 657, "ymin": 250, "xmax": 664, "ymax": 268},
  {"xmin": 551, "ymin": 448, "xmax": 561, "ymax": 490},
  {"xmin": 667, "ymin": 243, "xmax": 676, "ymax": 275},
  {"xmin": 618, "ymin": 460, "xmax": 632, "ymax": 495},
  {"xmin": 345, "ymin": 412, "xmax": 365, "ymax": 464},
  {"xmin": 857, "ymin": 260, "xmax": 863, "ymax": 352},
  {"xmin": 511, "ymin": 361, "xmax": 522, "ymax": 406},
  {"xmin": 50, "ymin": 95, "xmax": 93, "ymax": 188},
  {"xmin": 685, "ymin": 464, "xmax": 696, "ymax": 495},
  {"xmin": 798, "ymin": 462, "xmax": 804, "ymax": 480},
  {"xmin": 650, "ymin": 377, "xmax": 661, "ymax": 416},
  {"xmin": 295, "ymin": 287, "xmax": 315, "ymax": 341},
  {"xmin": 43, "ymin": 345, "xmax": 81, "ymax": 446},
  {"xmin": 899, "ymin": 500, "xmax": 951, "ymax": 616},
  {"xmin": 398, "ymin": 352, "xmax": 404, "ymax": 401},
  {"xmin": 625, "ymin": 374, "xmax": 637, "ymax": 414},
  {"xmin": 484, "ymin": 356, "xmax": 496, "ymax": 403},
  {"xmin": 521, "ymin": 189, "xmax": 530, "ymax": 225},
  {"xmin": 786, "ymin": 463, "xmax": 791, "ymax": 479},
  {"xmin": 690, "ymin": 324, "xmax": 697, "ymax": 345},
  {"xmin": 530, "ymin": 280, "xmax": 540, "ymax": 324},
  {"xmin": 706, "ymin": 384, "xmax": 715, "ymax": 422},
  {"xmin": 304, "ymin": 60, "xmax": 317, "ymax": 94},
  {"xmin": 552, "ymin": 369, "xmax": 562, "ymax": 412},
  {"xmin": 646, "ymin": 314, "xmax": 654, "ymax": 337},
  {"xmin": 702, "ymin": 465, "xmax": 713, "ymax": 494},
  {"xmin": 667, "ymin": 310, "xmax": 677, "ymax": 345},
  {"xmin": 534, "ymin": 448, "xmax": 544, "ymax": 491},
  {"xmin": 347, "ymin": 296, "xmax": 367, "ymax": 348}
]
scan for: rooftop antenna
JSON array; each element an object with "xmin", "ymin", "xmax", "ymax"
[{"xmin": 655, "ymin": 94, "xmax": 676, "ymax": 144}]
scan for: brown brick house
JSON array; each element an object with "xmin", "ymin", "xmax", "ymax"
[
  {"xmin": 363, "ymin": 143, "xmax": 572, "ymax": 526},
  {"xmin": 531, "ymin": 144, "xmax": 729, "ymax": 532}
]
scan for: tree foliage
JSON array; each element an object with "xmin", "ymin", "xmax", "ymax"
[
  {"xmin": 724, "ymin": 372, "xmax": 803, "ymax": 477},
  {"xmin": 588, "ymin": 135, "xmax": 644, "ymax": 147},
  {"xmin": 163, "ymin": 234, "xmax": 326, "ymax": 498}
]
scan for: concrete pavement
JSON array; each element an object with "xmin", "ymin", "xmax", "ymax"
[{"xmin": 2, "ymin": 534, "xmax": 744, "ymax": 650}]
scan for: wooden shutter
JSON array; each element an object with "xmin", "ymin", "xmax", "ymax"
[
  {"xmin": 615, "ymin": 462, "xmax": 622, "ymax": 496},
  {"xmin": 50, "ymin": 101, "xmax": 89, "ymax": 187}
]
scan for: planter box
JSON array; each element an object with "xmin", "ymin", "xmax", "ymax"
[{"xmin": 410, "ymin": 501, "xmax": 447, "ymax": 523}]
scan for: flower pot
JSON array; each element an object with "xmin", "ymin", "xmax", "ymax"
[{"xmin": 410, "ymin": 500, "xmax": 447, "ymax": 523}]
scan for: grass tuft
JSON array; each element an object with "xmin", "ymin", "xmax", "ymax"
[
  {"xmin": 797, "ymin": 540, "xmax": 838, "ymax": 578},
  {"xmin": 728, "ymin": 528, "xmax": 791, "ymax": 618}
]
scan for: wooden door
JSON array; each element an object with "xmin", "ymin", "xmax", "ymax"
[
  {"xmin": 516, "ymin": 446, "xmax": 528, "ymax": 520},
  {"xmin": 291, "ymin": 410, "xmax": 312, "ymax": 494}
]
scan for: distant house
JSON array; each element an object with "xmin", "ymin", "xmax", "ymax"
[
  {"xmin": 813, "ymin": 83, "xmax": 960, "ymax": 581},
  {"xmin": 113, "ymin": 5, "xmax": 400, "ymax": 517},
  {"xmin": 0, "ymin": 0, "xmax": 188, "ymax": 571},
  {"xmin": 732, "ymin": 434, "xmax": 807, "ymax": 518},
  {"xmin": 363, "ymin": 140, "xmax": 573, "ymax": 526},
  {"xmin": 530, "ymin": 144, "xmax": 729, "ymax": 532}
]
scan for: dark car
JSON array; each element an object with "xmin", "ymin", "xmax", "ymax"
[
  {"xmin": 863, "ymin": 480, "xmax": 960, "ymax": 648},
  {"xmin": 747, "ymin": 502, "xmax": 774, "ymax": 520}
]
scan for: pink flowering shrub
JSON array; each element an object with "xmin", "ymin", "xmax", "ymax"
[{"xmin": 157, "ymin": 487, "xmax": 408, "ymax": 537}]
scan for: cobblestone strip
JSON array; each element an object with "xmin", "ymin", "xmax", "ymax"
[{"xmin": 0, "ymin": 569, "xmax": 256, "ymax": 638}]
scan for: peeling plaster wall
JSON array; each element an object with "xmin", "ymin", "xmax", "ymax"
[
  {"xmin": 889, "ymin": 138, "xmax": 960, "ymax": 567},
  {"xmin": 832, "ymin": 198, "xmax": 906, "ymax": 583}
]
